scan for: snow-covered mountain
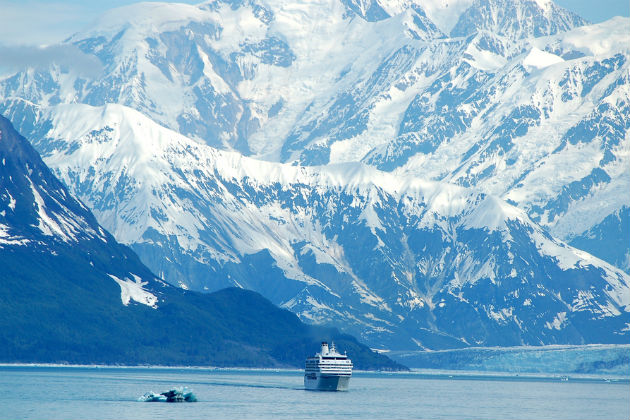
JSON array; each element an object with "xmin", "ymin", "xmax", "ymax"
[
  {"xmin": 6, "ymin": 102, "xmax": 628, "ymax": 350},
  {"xmin": 1, "ymin": 0, "xmax": 628, "ymax": 350},
  {"xmin": 1, "ymin": 0, "xmax": 626, "ymax": 275}
]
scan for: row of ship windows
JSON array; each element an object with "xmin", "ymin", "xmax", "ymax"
[
  {"xmin": 305, "ymin": 365, "xmax": 353, "ymax": 369},
  {"xmin": 305, "ymin": 366, "xmax": 352, "ymax": 369},
  {"xmin": 305, "ymin": 362, "xmax": 352, "ymax": 365},
  {"xmin": 305, "ymin": 365, "xmax": 352, "ymax": 368},
  {"xmin": 306, "ymin": 362, "xmax": 352, "ymax": 366}
]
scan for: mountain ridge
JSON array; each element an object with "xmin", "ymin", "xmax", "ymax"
[{"xmin": 5, "ymin": 101, "xmax": 628, "ymax": 351}]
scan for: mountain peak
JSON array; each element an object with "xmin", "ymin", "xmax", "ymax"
[
  {"xmin": 451, "ymin": 0, "xmax": 588, "ymax": 39},
  {"xmin": 73, "ymin": 2, "xmax": 210, "ymax": 41}
]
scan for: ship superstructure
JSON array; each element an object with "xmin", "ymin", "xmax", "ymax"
[{"xmin": 304, "ymin": 341, "xmax": 353, "ymax": 391}]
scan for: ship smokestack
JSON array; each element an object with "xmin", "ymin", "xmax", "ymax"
[{"xmin": 321, "ymin": 341, "xmax": 329, "ymax": 355}]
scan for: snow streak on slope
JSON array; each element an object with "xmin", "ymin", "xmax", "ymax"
[{"xmin": 0, "ymin": 117, "xmax": 105, "ymax": 247}]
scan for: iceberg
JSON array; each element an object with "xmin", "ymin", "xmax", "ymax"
[
  {"xmin": 139, "ymin": 387, "xmax": 197, "ymax": 403},
  {"xmin": 139, "ymin": 392, "xmax": 167, "ymax": 403}
]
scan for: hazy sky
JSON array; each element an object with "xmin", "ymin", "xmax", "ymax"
[{"xmin": 0, "ymin": 0, "xmax": 628, "ymax": 46}]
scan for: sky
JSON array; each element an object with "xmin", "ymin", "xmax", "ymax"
[{"xmin": 0, "ymin": 0, "xmax": 628, "ymax": 46}]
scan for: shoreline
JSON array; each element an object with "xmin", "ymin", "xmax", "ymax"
[
  {"xmin": 1, "ymin": 363, "xmax": 627, "ymax": 382},
  {"xmin": 0, "ymin": 363, "xmax": 301, "ymax": 371}
]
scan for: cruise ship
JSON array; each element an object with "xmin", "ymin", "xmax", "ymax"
[{"xmin": 304, "ymin": 341, "xmax": 353, "ymax": 391}]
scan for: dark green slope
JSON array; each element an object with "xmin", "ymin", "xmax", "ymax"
[
  {"xmin": 0, "ymin": 248, "xmax": 401, "ymax": 369},
  {"xmin": 0, "ymin": 115, "xmax": 404, "ymax": 370}
]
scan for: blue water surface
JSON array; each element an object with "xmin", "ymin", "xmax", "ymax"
[{"xmin": 0, "ymin": 366, "xmax": 627, "ymax": 420}]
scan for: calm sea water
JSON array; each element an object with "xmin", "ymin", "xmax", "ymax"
[{"xmin": 0, "ymin": 366, "xmax": 627, "ymax": 420}]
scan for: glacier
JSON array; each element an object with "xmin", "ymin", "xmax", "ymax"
[{"xmin": 391, "ymin": 344, "xmax": 630, "ymax": 375}]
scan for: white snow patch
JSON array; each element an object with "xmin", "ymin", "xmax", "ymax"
[
  {"xmin": 364, "ymin": 312, "xmax": 393, "ymax": 326},
  {"xmin": 7, "ymin": 193, "xmax": 16, "ymax": 211},
  {"xmin": 379, "ymin": 0, "xmax": 475, "ymax": 34},
  {"xmin": 0, "ymin": 224, "xmax": 29, "ymax": 247},
  {"xmin": 545, "ymin": 311, "xmax": 567, "ymax": 330},
  {"xmin": 602, "ymin": 300, "xmax": 622, "ymax": 317},
  {"xmin": 487, "ymin": 306, "xmax": 513, "ymax": 325},
  {"xmin": 360, "ymin": 204, "xmax": 384, "ymax": 232},
  {"xmin": 531, "ymin": 233, "xmax": 577, "ymax": 271},
  {"xmin": 304, "ymin": 295, "xmax": 333, "ymax": 311},
  {"xmin": 109, "ymin": 274, "xmax": 158, "ymax": 308},
  {"xmin": 535, "ymin": 17, "xmax": 630, "ymax": 57},
  {"xmin": 523, "ymin": 47, "xmax": 564, "ymax": 69},
  {"xmin": 533, "ymin": 0, "xmax": 552, "ymax": 12},
  {"xmin": 462, "ymin": 195, "xmax": 525, "ymax": 231},
  {"xmin": 411, "ymin": 337, "xmax": 424, "ymax": 348},
  {"xmin": 406, "ymin": 296, "xmax": 425, "ymax": 309},
  {"xmin": 30, "ymin": 180, "xmax": 72, "ymax": 241},
  {"xmin": 571, "ymin": 290, "xmax": 595, "ymax": 311},
  {"xmin": 463, "ymin": 42, "xmax": 507, "ymax": 71}
]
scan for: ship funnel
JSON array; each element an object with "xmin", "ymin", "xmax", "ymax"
[{"xmin": 321, "ymin": 341, "xmax": 329, "ymax": 355}]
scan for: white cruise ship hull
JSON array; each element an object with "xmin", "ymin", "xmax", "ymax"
[{"xmin": 304, "ymin": 374, "xmax": 350, "ymax": 391}]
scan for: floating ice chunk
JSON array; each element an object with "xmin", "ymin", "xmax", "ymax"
[
  {"xmin": 139, "ymin": 388, "xmax": 197, "ymax": 403},
  {"xmin": 139, "ymin": 392, "xmax": 167, "ymax": 402}
]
